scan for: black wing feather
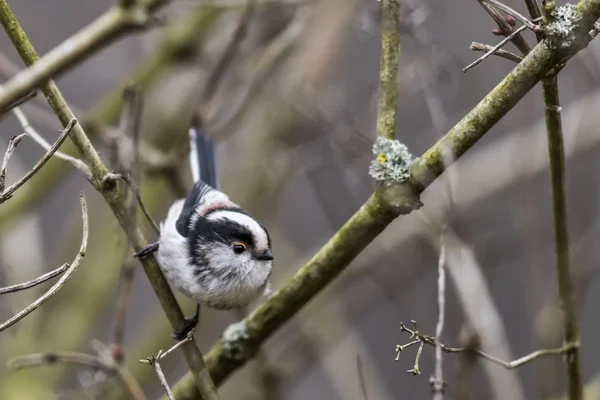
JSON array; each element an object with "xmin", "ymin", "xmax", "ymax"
[{"xmin": 175, "ymin": 180, "xmax": 212, "ymax": 237}]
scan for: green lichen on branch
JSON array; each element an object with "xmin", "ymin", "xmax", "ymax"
[
  {"xmin": 221, "ymin": 322, "xmax": 251, "ymax": 361},
  {"xmin": 545, "ymin": 4, "xmax": 582, "ymax": 49},
  {"xmin": 369, "ymin": 137, "xmax": 413, "ymax": 184}
]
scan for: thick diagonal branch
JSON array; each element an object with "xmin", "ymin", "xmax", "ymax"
[{"xmin": 169, "ymin": 1, "xmax": 600, "ymax": 397}]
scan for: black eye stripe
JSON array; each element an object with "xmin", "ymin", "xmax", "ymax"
[{"xmin": 188, "ymin": 216, "xmax": 256, "ymax": 260}]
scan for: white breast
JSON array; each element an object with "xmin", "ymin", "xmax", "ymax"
[{"xmin": 156, "ymin": 200, "xmax": 271, "ymax": 309}]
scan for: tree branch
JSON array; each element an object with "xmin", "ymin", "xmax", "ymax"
[
  {"xmin": 10, "ymin": 105, "xmax": 91, "ymax": 176},
  {"xmin": 0, "ymin": 193, "xmax": 88, "ymax": 333},
  {"xmin": 469, "ymin": 42, "xmax": 524, "ymax": 63},
  {"xmin": 0, "ymin": 263, "xmax": 69, "ymax": 295},
  {"xmin": 0, "ymin": 3, "xmax": 219, "ymax": 398},
  {"xmin": 0, "ymin": 1, "xmax": 167, "ymax": 112},
  {"xmin": 0, "ymin": 118, "xmax": 79, "ymax": 203},
  {"xmin": 9, "ymin": 348, "xmax": 147, "ymax": 400},
  {"xmin": 376, "ymin": 0, "xmax": 401, "ymax": 140},
  {"xmin": 168, "ymin": 1, "xmax": 600, "ymax": 397},
  {"xmin": 396, "ymin": 320, "xmax": 579, "ymax": 370},
  {"xmin": 0, "ymin": 132, "xmax": 26, "ymax": 193}
]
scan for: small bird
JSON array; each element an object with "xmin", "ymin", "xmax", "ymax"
[{"xmin": 136, "ymin": 121, "xmax": 273, "ymax": 339}]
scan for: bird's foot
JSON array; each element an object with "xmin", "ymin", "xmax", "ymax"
[
  {"xmin": 172, "ymin": 303, "xmax": 200, "ymax": 340},
  {"xmin": 134, "ymin": 242, "xmax": 159, "ymax": 260}
]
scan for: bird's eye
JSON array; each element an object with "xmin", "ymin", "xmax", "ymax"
[{"xmin": 233, "ymin": 242, "xmax": 247, "ymax": 254}]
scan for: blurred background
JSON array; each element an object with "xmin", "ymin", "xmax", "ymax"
[{"xmin": 1, "ymin": 0, "xmax": 600, "ymax": 399}]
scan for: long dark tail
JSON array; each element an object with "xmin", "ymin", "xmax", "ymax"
[{"xmin": 189, "ymin": 120, "xmax": 219, "ymax": 189}]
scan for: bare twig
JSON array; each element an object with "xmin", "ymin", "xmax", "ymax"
[
  {"xmin": 9, "ymin": 348, "xmax": 148, "ymax": 400},
  {"xmin": 463, "ymin": 25, "xmax": 528, "ymax": 72},
  {"xmin": 159, "ymin": 333, "xmax": 194, "ymax": 359},
  {"xmin": 0, "ymin": 90, "xmax": 37, "ymax": 113},
  {"xmin": 476, "ymin": 0, "xmax": 531, "ymax": 55},
  {"xmin": 11, "ymin": 105, "xmax": 91, "ymax": 176},
  {"xmin": 482, "ymin": 0, "xmax": 538, "ymax": 30},
  {"xmin": 139, "ymin": 334, "xmax": 194, "ymax": 400},
  {"xmin": 523, "ymin": 0, "xmax": 542, "ymax": 22},
  {"xmin": 0, "ymin": 263, "xmax": 69, "ymax": 295},
  {"xmin": 0, "ymin": 132, "xmax": 26, "ymax": 193},
  {"xmin": 535, "ymin": 2, "xmax": 583, "ymax": 397},
  {"xmin": 431, "ymin": 229, "xmax": 446, "ymax": 399},
  {"xmin": 0, "ymin": 119, "xmax": 79, "ymax": 203},
  {"xmin": 543, "ymin": 71, "xmax": 583, "ymax": 400},
  {"xmin": 396, "ymin": 320, "xmax": 580, "ymax": 371},
  {"xmin": 469, "ymin": 42, "xmax": 524, "ymax": 63},
  {"xmin": 0, "ymin": 193, "xmax": 88, "ymax": 333},
  {"xmin": 143, "ymin": 355, "xmax": 175, "ymax": 400}
]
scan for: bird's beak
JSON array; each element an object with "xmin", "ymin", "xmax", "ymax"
[{"xmin": 258, "ymin": 249, "xmax": 274, "ymax": 261}]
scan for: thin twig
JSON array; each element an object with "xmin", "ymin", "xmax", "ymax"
[
  {"xmin": 141, "ymin": 355, "xmax": 175, "ymax": 400},
  {"xmin": 476, "ymin": 0, "xmax": 531, "ymax": 55},
  {"xmin": 408, "ymin": 341, "xmax": 425, "ymax": 375},
  {"xmin": 523, "ymin": 0, "xmax": 542, "ymax": 25},
  {"xmin": 11, "ymin": 105, "xmax": 91, "ymax": 176},
  {"xmin": 0, "ymin": 90, "xmax": 37, "ymax": 113},
  {"xmin": 431, "ymin": 228, "xmax": 446, "ymax": 399},
  {"xmin": 0, "ymin": 193, "xmax": 88, "ymax": 333},
  {"xmin": 162, "ymin": 333, "xmax": 194, "ymax": 358},
  {"xmin": 469, "ymin": 42, "xmax": 524, "ymax": 63},
  {"xmin": 543, "ymin": 70, "xmax": 583, "ymax": 400},
  {"xmin": 463, "ymin": 25, "xmax": 528, "ymax": 73},
  {"xmin": 0, "ymin": 263, "xmax": 69, "ymax": 295},
  {"xmin": 482, "ymin": 0, "xmax": 538, "ymax": 30},
  {"xmin": 0, "ymin": 118, "xmax": 79, "ymax": 203},
  {"xmin": 397, "ymin": 321, "xmax": 580, "ymax": 370},
  {"xmin": 527, "ymin": 2, "xmax": 583, "ymax": 397},
  {"xmin": 9, "ymin": 349, "xmax": 148, "ymax": 400},
  {"xmin": 0, "ymin": 132, "xmax": 26, "ymax": 193},
  {"xmin": 10, "ymin": 352, "xmax": 104, "ymax": 370},
  {"xmin": 139, "ymin": 335, "xmax": 193, "ymax": 400}
]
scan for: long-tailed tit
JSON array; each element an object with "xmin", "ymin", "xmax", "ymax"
[{"xmin": 136, "ymin": 123, "xmax": 273, "ymax": 339}]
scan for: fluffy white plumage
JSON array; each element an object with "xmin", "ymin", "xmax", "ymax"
[{"xmin": 156, "ymin": 197, "xmax": 272, "ymax": 309}]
